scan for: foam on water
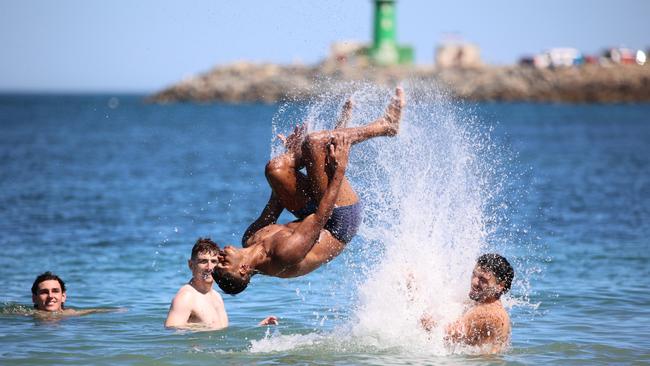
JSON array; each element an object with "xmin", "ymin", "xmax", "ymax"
[{"xmin": 263, "ymin": 81, "xmax": 527, "ymax": 355}]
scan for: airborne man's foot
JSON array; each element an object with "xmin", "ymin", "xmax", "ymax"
[
  {"xmin": 380, "ymin": 87, "xmax": 405, "ymax": 136},
  {"xmin": 335, "ymin": 98, "xmax": 354, "ymax": 129}
]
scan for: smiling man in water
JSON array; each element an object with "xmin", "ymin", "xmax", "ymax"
[
  {"xmin": 421, "ymin": 253, "xmax": 514, "ymax": 353},
  {"xmin": 212, "ymin": 87, "xmax": 405, "ymax": 295},
  {"xmin": 32, "ymin": 272, "xmax": 68, "ymax": 312},
  {"xmin": 31, "ymin": 271, "xmax": 119, "ymax": 317},
  {"xmin": 165, "ymin": 238, "xmax": 276, "ymax": 330}
]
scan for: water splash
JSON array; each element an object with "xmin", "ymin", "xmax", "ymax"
[
  {"xmin": 268, "ymin": 81, "xmax": 535, "ymax": 355},
  {"xmin": 0, "ymin": 302, "xmax": 35, "ymax": 316}
]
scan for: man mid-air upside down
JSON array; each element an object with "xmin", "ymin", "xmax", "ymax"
[{"xmin": 212, "ymin": 87, "xmax": 406, "ymax": 295}]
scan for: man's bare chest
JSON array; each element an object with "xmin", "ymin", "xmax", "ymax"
[
  {"xmin": 247, "ymin": 224, "xmax": 288, "ymax": 246},
  {"xmin": 188, "ymin": 295, "xmax": 222, "ymax": 323}
]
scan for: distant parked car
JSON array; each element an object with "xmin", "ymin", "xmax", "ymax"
[
  {"xmin": 604, "ymin": 48, "xmax": 636, "ymax": 64},
  {"xmin": 548, "ymin": 48, "xmax": 584, "ymax": 68},
  {"xmin": 635, "ymin": 50, "xmax": 646, "ymax": 65},
  {"xmin": 531, "ymin": 48, "xmax": 584, "ymax": 68},
  {"xmin": 518, "ymin": 56, "xmax": 535, "ymax": 67}
]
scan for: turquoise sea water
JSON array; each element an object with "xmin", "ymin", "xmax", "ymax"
[{"xmin": 1, "ymin": 92, "xmax": 649, "ymax": 365}]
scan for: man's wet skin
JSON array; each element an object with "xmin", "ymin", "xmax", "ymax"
[
  {"xmin": 165, "ymin": 243, "xmax": 229, "ymax": 330},
  {"xmin": 420, "ymin": 255, "xmax": 514, "ymax": 354},
  {"xmin": 165, "ymin": 239, "xmax": 277, "ymax": 330},
  {"xmin": 30, "ymin": 273, "xmax": 122, "ymax": 319},
  {"xmin": 213, "ymin": 88, "xmax": 406, "ymax": 294},
  {"xmin": 33, "ymin": 279, "xmax": 66, "ymax": 312}
]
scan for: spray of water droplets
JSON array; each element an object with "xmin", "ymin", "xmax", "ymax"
[{"xmin": 258, "ymin": 80, "xmax": 539, "ymax": 355}]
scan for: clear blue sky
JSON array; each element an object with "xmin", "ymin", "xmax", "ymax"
[{"xmin": 1, "ymin": 0, "xmax": 648, "ymax": 92}]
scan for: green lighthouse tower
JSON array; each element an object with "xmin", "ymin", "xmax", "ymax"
[{"xmin": 369, "ymin": 0, "xmax": 413, "ymax": 66}]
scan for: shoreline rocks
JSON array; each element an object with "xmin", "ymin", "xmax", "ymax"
[{"xmin": 148, "ymin": 62, "xmax": 650, "ymax": 104}]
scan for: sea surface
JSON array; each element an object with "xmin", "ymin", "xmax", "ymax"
[{"xmin": 0, "ymin": 92, "xmax": 649, "ymax": 365}]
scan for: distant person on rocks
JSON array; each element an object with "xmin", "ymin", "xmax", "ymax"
[
  {"xmin": 212, "ymin": 87, "xmax": 405, "ymax": 295},
  {"xmin": 419, "ymin": 253, "xmax": 515, "ymax": 353},
  {"xmin": 165, "ymin": 238, "xmax": 277, "ymax": 330},
  {"xmin": 31, "ymin": 271, "xmax": 119, "ymax": 318}
]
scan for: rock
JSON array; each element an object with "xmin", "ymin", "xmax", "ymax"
[{"xmin": 147, "ymin": 63, "xmax": 650, "ymax": 104}]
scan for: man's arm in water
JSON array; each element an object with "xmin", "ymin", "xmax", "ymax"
[
  {"xmin": 69, "ymin": 308, "xmax": 125, "ymax": 316},
  {"xmin": 164, "ymin": 290, "xmax": 277, "ymax": 330},
  {"xmin": 259, "ymin": 315, "xmax": 279, "ymax": 326},
  {"xmin": 164, "ymin": 290, "xmax": 196, "ymax": 329},
  {"xmin": 33, "ymin": 307, "xmax": 125, "ymax": 319},
  {"xmin": 419, "ymin": 306, "xmax": 502, "ymax": 345},
  {"xmin": 271, "ymin": 137, "xmax": 350, "ymax": 265},
  {"xmin": 444, "ymin": 310, "xmax": 501, "ymax": 346},
  {"xmin": 242, "ymin": 193, "xmax": 284, "ymax": 246}
]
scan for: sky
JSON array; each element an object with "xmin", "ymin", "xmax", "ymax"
[{"xmin": 1, "ymin": 0, "xmax": 648, "ymax": 92}]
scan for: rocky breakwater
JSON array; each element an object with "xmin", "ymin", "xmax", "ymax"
[{"xmin": 149, "ymin": 62, "xmax": 650, "ymax": 104}]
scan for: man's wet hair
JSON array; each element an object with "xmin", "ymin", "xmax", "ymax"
[
  {"xmin": 477, "ymin": 253, "xmax": 514, "ymax": 295},
  {"xmin": 31, "ymin": 271, "xmax": 66, "ymax": 309},
  {"xmin": 213, "ymin": 267, "xmax": 249, "ymax": 295},
  {"xmin": 191, "ymin": 237, "xmax": 220, "ymax": 260}
]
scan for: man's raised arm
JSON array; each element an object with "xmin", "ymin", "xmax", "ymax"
[
  {"xmin": 242, "ymin": 193, "xmax": 284, "ymax": 246},
  {"xmin": 242, "ymin": 124, "xmax": 305, "ymax": 246},
  {"xmin": 271, "ymin": 136, "xmax": 350, "ymax": 264}
]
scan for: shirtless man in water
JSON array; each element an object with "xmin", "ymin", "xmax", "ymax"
[
  {"xmin": 165, "ymin": 238, "xmax": 276, "ymax": 330},
  {"xmin": 212, "ymin": 87, "xmax": 406, "ymax": 295},
  {"xmin": 421, "ymin": 253, "xmax": 515, "ymax": 353},
  {"xmin": 31, "ymin": 271, "xmax": 119, "ymax": 318}
]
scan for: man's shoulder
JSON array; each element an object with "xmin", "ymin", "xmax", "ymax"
[
  {"xmin": 253, "ymin": 224, "xmax": 292, "ymax": 244},
  {"xmin": 177, "ymin": 283, "xmax": 196, "ymax": 293},
  {"xmin": 466, "ymin": 302, "xmax": 509, "ymax": 325},
  {"xmin": 172, "ymin": 284, "xmax": 198, "ymax": 302},
  {"xmin": 209, "ymin": 289, "xmax": 225, "ymax": 303},
  {"xmin": 172, "ymin": 285, "xmax": 223, "ymax": 303}
]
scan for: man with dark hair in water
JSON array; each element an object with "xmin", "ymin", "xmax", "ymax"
[
  {"xmin": 32, "ymin": 272, "xmax": 67, "ymax": 312},
  {"xmin": 165, "ymin": 238, "xmax": 277, "ymax": 330},
  {"xmin": 31, "ymin": 271, "xmax": 118, "ymax": 317},
  {"xmin": 213, "ymin": 87, "xmax": 406, "ymax": 295},
  {"xmin": 421, "ymin": 253, "xmax": 515, "ymax": 353}
]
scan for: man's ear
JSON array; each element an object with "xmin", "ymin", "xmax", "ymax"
[
  {"xmin": 32, "ymin": 294, "xmax": 37, "ymax": 307},
  {"xmin": 239, "ymin": 264, "xmax": 251, "ymax": 277},
  {"xmin": 61, "ymin": 292, "xmax": 67, "ymax": 304},
  {"xmin": 188, "ymin": 259, "xmax": 194, "ymax": 271}
]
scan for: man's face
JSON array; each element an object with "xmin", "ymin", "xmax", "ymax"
[
  {"xmin": 216, "ymin": 246, "xmax": 248, "ymax": 278},
  {"xmin": 468, "ymin": 265, "xmax": 503, "ymax": 303},
  {"xmin": 32, "ymin": 280, "xmax": 66, "ymax": 312},
  {"xmin": 189, "ymin": 251, "xmax": 219, "ymax": 285},
  {"xmin": 217, "ymin": 246, "xmax": 242, "ymax": 271}
]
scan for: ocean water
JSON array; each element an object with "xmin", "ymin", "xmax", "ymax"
[{"xmin": 0, "ymin": 90, "xmax": 649, "ymax": 365}]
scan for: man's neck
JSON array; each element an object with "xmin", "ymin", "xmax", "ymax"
[
  {"xmin": 475, "ymin": 298, "xmax": 501, "ymax": 306},
  {"xmin": 190, "ymin": 278, "xmax": 213, "ymax": 294},
  {"xmin": 241, "ymin": 244, "xmax": 268, "ymax": 272}
]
